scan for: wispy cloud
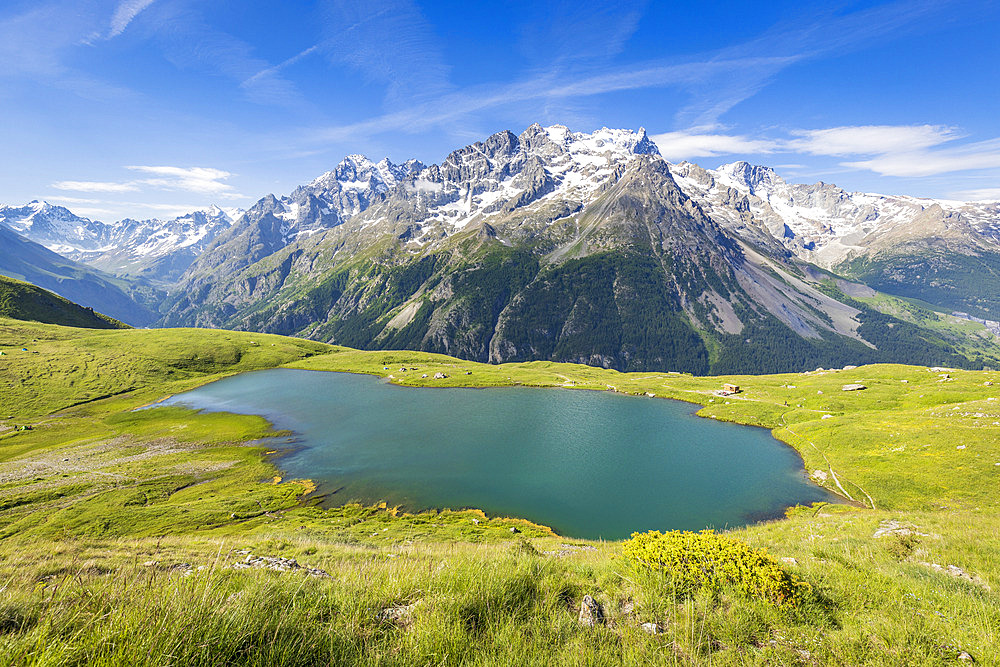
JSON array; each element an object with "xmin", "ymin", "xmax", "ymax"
[
  {"xmin": 125, "ymin": 165, "xmax": 238, "ymax": 196},
  {"xmin": 317, "ymin": 0, "xmax": 452, "ymax": 104},
  {"xmin": 303, "ymin": 55, "xmax": 799, "ymax": 145},
  {"xmin": 108, "ymin": 0, "xmax": 157, "ymax": 38},
  {"xmin": 0, "ymin": 4, "xmax": 93, "ymax": 78},
  {"xmin": 950, "ymin": 187, "xmax": 1000, "ymax": 202},
  {"xmin": 649, "ymin": 123, "xmax": 1000, "ymax": 179},
  {"xmin": 243, "ymin": 45, "xmax": 320, "ymax": 89},
  {"xmin": 296, "ymin": 0, "xmax": 961, "ymax": 152},
  {"xmin": 843, "ymin": 136, "xmax": 1000, "ymax": 178},
  {"xmin": 518, "ymin": 0, "xmax": 646, "ymax": 64},
  {"xmin": 51, "ymin": 165, "xmax": 241, "ymax": 199},
  {"xmin": 141, "ymin": 2, "xmax": 310, "ymax": 109},
  {"xmin": 52, "ymin": 180, "xmax": 140, "ymax": 193},
  {"xmin": 672, "ymin": 0, "xmax": 950, "ymax": 128},
  {"xmin": 651, "ymin": 129, "xmax": 782, "ymax": 160},
  {"xmin": 787, "ymin": 125, "xmax": 961, "ymax": 157}
]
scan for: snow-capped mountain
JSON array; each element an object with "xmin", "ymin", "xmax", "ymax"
[
  {"xmin": 6, "ymin": 123, "xmax": 1000, "ymax": 364},
  {"xmin": 163, "ymin": 124, "xmax": 884, "ymax": 372},
  {"xmin": 350, "ymin": 124, "xmax": 661, "ymax": 240},
  {"xmin": 0, "ymin": 202, "xmax": 239, "ymax": 282},
  {"xmin": 174, "ymin": 154, "xmax": 428, "ymax": 284},
  {"xmin": 668, "ymin": 161, "xmax": 1000, "ymax": 268},
  {"xmin": 274, "ymin": 154, "xmax": 427, "ymax": 242},
  {"xmin": 0, "ymin": 201, "xmax": 108, "ymax": 255}
]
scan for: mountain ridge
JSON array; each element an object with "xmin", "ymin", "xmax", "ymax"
[
  {"xmin": 153, "ymin": 125, "xmax": 1000, "ymax": 373},
  {"xmin": 5, "ymin": 123, "xmax": 1000, "ymax": 372}
]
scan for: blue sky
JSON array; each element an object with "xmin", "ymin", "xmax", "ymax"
[{"xmin": 2, "ymin": 0, "xmax": 999, "ymax": 221}]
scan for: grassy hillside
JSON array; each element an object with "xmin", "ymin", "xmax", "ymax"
[
  {"xmin": 0, "ymin": 275, "xmax": 129, "ymax": 329},
  {"xmin": 0, "ymin": 225, "xmax": 157, "ymax": 326},
  {"xmin": 1, "ymin": 319, "xmax": 998, "ymax": 664}
]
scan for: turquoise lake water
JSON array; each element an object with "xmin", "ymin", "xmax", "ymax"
[{"xmin": 157, "ymin": 368, "xmax": 836, "ymax": 539}]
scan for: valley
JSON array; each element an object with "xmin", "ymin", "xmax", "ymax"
[
  {"xmin": 2, "ymin": 125, "xmax": 1000, "ymax": 664},
  {"xmin": 5, "ymin": 125, "xmax": 1000, "ymax": 376}
]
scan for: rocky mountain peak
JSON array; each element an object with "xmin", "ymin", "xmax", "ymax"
[
  {"xmin": 540, "ymin": 125, "xmax": 661, "ymax": 159},
  {"xmin": 715, "ymin": 161, "xmax": 781, "ymax": 194}
]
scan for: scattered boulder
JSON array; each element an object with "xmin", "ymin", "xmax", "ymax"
[
  {"xmin": 542, "ymin": 543, "xmax": 599, "ymax": 557},
  {"xmin": 509, "ymin": 527, "xmax": 520, "ymax": 534},
  {"xmin": 230, "ymin": 550, "xmax": 330, "ymax": 577},
  {"xmin": 781, "ymin": 557, "xmax": 798, "ymax": 566},
  {"xmin": 434, "ymin": 372, "xmax": 448, "ymax": 379},
  {"xmin": 640, "ymin": 622, "xmax": 662, "ymax": 635},
  {"xmin": 842, "ymin": 384, "xmax": 867, "ymax": 391},
  {"xmin": 918, "ymin": 562, "xmax": 990, "ymax": 590},
  {"xmin": 872, "ymin": 520, "xmax": 927, "ymax": 538},
  {"xmin": 578, "ymin": 595, "xmax": 604, "ymax": 627},
  {"xmin": 378, "ymin": 602, "xmax": 419, "ymax": 626},
  {"xmin": 958, "ymin": 650, "xmax": 975, "ymax": 662}
]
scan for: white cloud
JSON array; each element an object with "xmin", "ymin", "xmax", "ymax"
[
  {"xmin": 109, "ymin": 0, "xmax": 157, "ymax": 38},
  {"xmin": 52, "ymin": 180, "xmax": 140, "ymax": 193},
  {"xmin": 647, "ymin": 123, "xmax": 1000, "ymax": 180},
  {"xmin": 650, "ymin": 130, "xmax": 781, "ymax": 161},
  {"xmin": 125, "ymin": 165, "xmax": 238, "ymax": 196},
  {"xmin": 843, "ymin": 137, "xmax": 1000, "ymax": 177},
  {"xmin": 787, "ymin": 125, "xmax": 960, "ymax": 157},
  {"xmin": 51, "ymin": 165, "xmax": 241, "ymax": 200},
  {"xmin": 950, "ymin": 187, "xmax": 1000, "ymax": 202}
]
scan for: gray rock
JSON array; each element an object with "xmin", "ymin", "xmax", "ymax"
[
  {"xmin": 378, "ymin": 602, "xmax": 418, "ymax": 626},
  {"xmin": 872, "ymin": 520, "xmax": 928, "ymax": 538},
  {"xmin": 229, "ymin": 552, "xmax": 330, "ymax": 577},
  {"xmin": 640, "ymin": 622, "xmax": 661, "ymax": 635},
  {"xmin": 578, "ymin": 595, "xmax": 604, "ymax": 627}
]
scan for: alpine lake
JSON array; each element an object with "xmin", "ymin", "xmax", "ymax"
[{"xmin": 156, "ymin": 368, "xmax": 837, "ymax": 539}]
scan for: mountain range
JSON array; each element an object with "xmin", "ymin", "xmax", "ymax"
[{"xmin": 3, "ymin": 124, "xmax": 999, "ymax": 373}]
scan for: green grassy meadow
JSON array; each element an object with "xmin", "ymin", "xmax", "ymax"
[{"xmin": 1, "ymin": 317, "xmax": 998, "ymax": 665}]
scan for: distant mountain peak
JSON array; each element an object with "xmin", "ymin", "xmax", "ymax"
[
  {"xmin": 541, "ymin": 124, "xmax": 661, "ymax": 158},
  {"xmin": 715, "ymin": 161, "xmax": 782, "ymax": 194}
]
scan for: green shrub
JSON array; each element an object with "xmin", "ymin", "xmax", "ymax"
[{"xmin": 622, "ymin": 530, "xmax": 810, "ymax": 606}]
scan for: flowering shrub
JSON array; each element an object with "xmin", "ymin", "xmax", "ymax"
[{"xmin": 622, "ymin": 530, "xmax": 810, "ymax": 606}]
